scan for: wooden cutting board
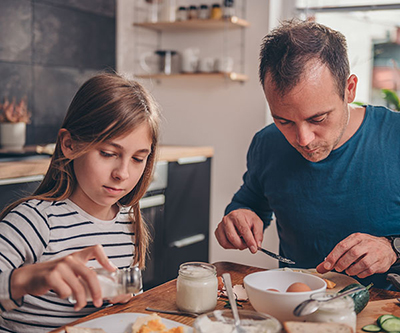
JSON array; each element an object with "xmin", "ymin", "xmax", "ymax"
[{"xmin": 357, "ymin": 299, "xmax": 400, "ymax": 332}]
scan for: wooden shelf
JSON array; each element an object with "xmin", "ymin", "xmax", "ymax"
[
  {"xmin": 135, "ymin": 72, "xmax": 249, "ymax": 82},
  {"xmin": 133, "ymin": 17, "xmax": 250, "ymax": 32}
]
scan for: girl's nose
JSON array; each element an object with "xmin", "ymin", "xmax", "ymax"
[
  {"xmin": 112, "ymin": 162, "xmax": 129, "ymax": 180},
  {"xmin": 296, "ymin": 124, "xmax": 315, "ymax": 147}
]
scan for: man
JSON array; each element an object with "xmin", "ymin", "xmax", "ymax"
[{"xmin": 215, "ymin": 19, "xmax": 400, "ymax": 288}]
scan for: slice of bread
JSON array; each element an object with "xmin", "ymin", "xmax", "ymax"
[{"xmin": 283, "ymin": 321, "xmax": 354, "ymax": 333}]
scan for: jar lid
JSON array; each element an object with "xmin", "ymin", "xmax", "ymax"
[
  {"xmin": 189, "ymin": 5, "xmax": 197, "ymax": 9},
  {"xmin": 179, "ymin": 262, "xmax": 216, "ymax": 278},
  {"xmin": 178, "ymin": 6, "xmax": 186, "ymax": 10},
  {"xmin": 200, "ymin": 4, "xmax": 208, "ymax": 9},
  {"xmin": 212, "ymin": 4, "xmax": 221, "ymax": 8}
]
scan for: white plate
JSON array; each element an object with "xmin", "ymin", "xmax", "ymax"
[{"xmin": 65, "ymin": 313, "xmax": 192, "ymax": 333}]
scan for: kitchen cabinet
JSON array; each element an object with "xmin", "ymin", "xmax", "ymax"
[
  {"xmin": 0, "ymin": 175, "xmax": 43, "ymax": 211},
  {"xmin": 132, "ymin": 9, "xmax": 250, "ymax": 82},
  {"xmin": 162, "ymin": 156, "xmax": 211, "ymax": 281}
]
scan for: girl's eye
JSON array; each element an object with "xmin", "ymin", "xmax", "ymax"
[
  {"xmin": 133, "ymin": 157, "xmax": 145, "ymax": 163},
  {"xmin": 100, "ymin": 151, "xmax": 115, "ymax": 157}
]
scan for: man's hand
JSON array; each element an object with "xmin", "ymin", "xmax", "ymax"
[
  {"xmin": 10, "ymin": 244, "xmax": 116, "ymax": 311},
  {"xmin": 316, "ymin": 233, "xmax": 397, "ymax": 278},
  {"xmin": 214, "ymin": 209, "xmax": 264, "ymax": 253}
]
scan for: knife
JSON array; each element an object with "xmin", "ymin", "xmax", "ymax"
[{"xmin": 258, "ymin": 247, "xmax": 296, "ymax": 265}]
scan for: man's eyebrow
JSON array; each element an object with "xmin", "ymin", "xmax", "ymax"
[
  {"xmin": 305, "ymin": 110, "xmax": 333, "ymax": 121},
  {"xmin": 272, "ymin": 110, "xmax": 333, "ymax": 121}
]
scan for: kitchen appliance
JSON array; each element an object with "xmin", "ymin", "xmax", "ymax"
[
  {"xmin": 140, "ymin": 50, "xmax": 179, "ymax": 75},
  {"xmin": 140, "ymin": 161, "xmax": 168, "ymax": 289}
]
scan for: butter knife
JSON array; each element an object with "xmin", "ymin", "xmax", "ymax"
[{"xmin": 258, "ymin": 247, "xmax": 295, "ymax": 265}]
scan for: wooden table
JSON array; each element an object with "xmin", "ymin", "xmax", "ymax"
[{"xmin": 50, "ymin": 261, "xmax": 400, "ymax": 333}]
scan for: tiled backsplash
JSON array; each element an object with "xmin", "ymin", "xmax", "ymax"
[{"xmin": 0, "ymin": 0, "xmax": 116, "ymax": 145}]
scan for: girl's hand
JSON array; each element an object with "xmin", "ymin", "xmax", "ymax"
[
  {"xmin": 10, "ymin": 244, "xmax": 116, "ymax": 311},
  {"xmin": 109, "ymin": 293, "xmax": 134, "ymax": 305}
]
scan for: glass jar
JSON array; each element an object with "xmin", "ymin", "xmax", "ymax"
[
  {"xmin": 199, "ymin": 4, "xmax": 210, "ymax": 20},
  {"xmin": 69, "ymin": 267, "xmax": 142, "ymax": 303},
  {"xmin": 210, "ymin": 4, "xmax": 222, "ymax": 20},
  {"xmin": 188, "ymin": 5, "xmax": 198, "ymax": 20},
  {"xmin": 176, "ymin": 6, "xmax": 187, "ymax": 21},
  {"xmin": 305, "ymin": 293, "xmax": 356, "ymax": 332},
  {"xmin": 176, "ymin": 262, "xmax": 218, "ymax": 313}
]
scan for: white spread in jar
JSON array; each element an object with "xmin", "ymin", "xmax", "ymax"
[
  {"xmin": 305, "ymin": 295, "xmax": 356, "ymax": 331},
  {"xmin": 176, "ymin": 262, "xmax": 218, "ymax": 313}
]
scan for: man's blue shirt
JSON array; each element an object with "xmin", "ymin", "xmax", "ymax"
[{"xmin": 226, "ymin": 105, "xmax": 400, "ymax": 288}]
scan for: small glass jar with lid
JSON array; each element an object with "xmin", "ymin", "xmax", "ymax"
[
  {"xmin": 188, "ymin": 5, "xmax": 198, "ymax": 20},
  {"xmin": 210, "ymin": 4, "xmax": 222, "ymax": 20},
  {"xmin": 199, "ymin": 4, "xmax": 210, "ymax": 20},
  {"xmin": 176, "ymin": 262, "xmax": 218, "ymax": 313},
  {"xmin": 305, "ymin": 293, "xmax": 356, "ymax": 332},
  {"xmin": 176, "ymin": 6, "xmax": 187, "ymax": 21}
]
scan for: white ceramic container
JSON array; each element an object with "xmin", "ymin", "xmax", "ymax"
[{"xmin": 244, "ymin": 270, "xmax": 326, "ymax": 322}]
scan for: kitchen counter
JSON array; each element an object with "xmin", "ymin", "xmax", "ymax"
[{"xmin": 0, "ymin": 145, "xmax": 214, "ymax": 180}]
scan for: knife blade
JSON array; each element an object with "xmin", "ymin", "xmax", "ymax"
[{"xmin": 258, "ymin": 247, "xmax": 296, "ymax": 265}]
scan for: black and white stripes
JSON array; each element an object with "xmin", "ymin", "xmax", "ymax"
[{"xmin": 0, "ymin": 199, "xmax": 135, "ymax": 332}]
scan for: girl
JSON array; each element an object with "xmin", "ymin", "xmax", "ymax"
[{"xmin": 0, "ymin": 73, "xmax": 160, "ymax": 332}]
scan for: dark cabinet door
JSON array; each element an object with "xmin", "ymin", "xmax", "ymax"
[
  {"xmin": 163, "ymin": 157, "xmax": 211, "ymax": 281},
  {"xmin": 0, "ymin": 176, "xmax": 42, "ymax": 211}
]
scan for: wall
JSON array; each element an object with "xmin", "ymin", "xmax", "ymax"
[
  {"xmin": 0, "ymin": 0, "xmax": 116, "ymax": 145},
  {"xmin": 117, "ymin": 0, "xmax": 284, "ymax": 269}
]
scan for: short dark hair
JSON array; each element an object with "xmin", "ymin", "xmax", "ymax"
[{"xmin": 259, "ymin": 19, "xmax": 350, "ymax": 100}]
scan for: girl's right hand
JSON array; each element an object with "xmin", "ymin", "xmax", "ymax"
[{"xmin": 10, "ymin": 244, "xmax": 116, "ymax": 311}]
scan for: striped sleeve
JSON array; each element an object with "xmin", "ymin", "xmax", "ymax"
[{"xmin": 0, "ymin": 201, "xmax": 51, "ymax": 311}]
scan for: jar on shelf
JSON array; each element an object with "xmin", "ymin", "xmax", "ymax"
[
  {"xmin": 176, "ymin": 6, "xmax": 187, "ymax": 21},
  {"xmin": 188, "ymin": 5, "xmax": 198, "ymax": 20},
  {"xmin": 210, "ymin": 4, "xmax": 222, "ymax": 20},
  {"xmin": 176, "ymin": 262, "xmax": 218, "ymax": 313},
  {"xmin": 223, "ymin": 0, "xmax": 235, "ymax": 18},
  {"xmin": 199, "ymin": 4, "xmax": 210, "ymax": 20},
  {"xmin": 305, "ymin": 293, "xmax": 357, "ymax": 332}
]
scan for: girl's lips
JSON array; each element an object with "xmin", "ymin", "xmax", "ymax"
[{"xmin": 103, "ymin": 186, "xmax": 123, "ymax": 194}]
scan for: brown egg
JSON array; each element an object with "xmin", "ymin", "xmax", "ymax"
[
  {"xmin": 266, "ymin": 288, "xmax": 280, "ymax": 292},
  {"xmin": 286, "ymin": 282, "xmax": 312, "ymax": 292}
]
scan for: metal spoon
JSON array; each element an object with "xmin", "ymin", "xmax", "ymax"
[
  {"xmin": 222, "ymin": 273, "xmax": 246, "ymax": 333},
  {"xmin": 293, "ymin": 285, "xmax": 365, "ymax": 317}
]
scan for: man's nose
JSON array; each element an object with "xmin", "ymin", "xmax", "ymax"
[{"xmin": 296, "ymin": 124, "xmax": 315, "ymax": 147}]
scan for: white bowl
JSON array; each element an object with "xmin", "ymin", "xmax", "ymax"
[{"xmin": 244, "ymin": 270, "xmax": 327, "ymax": 322}]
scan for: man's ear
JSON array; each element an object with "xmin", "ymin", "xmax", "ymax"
[
  {"xmin": 346, "ymin": 74, "xmax": 358, "ymax": 103},
  {"xmin": 59, "ymin": 129, "xmax": 74, "ymax": 159}
]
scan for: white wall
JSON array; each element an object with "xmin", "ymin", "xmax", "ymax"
[{"xmin": 117, "ymin": 0, "xmax": 285, "ymax": 269}]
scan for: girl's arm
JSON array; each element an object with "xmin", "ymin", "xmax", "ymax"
[{"xmin": 10, "ymin": 244, "xmax": 116, "ymax": 311}]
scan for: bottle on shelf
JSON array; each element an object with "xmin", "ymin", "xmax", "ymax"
[{"xmin": 188, "ymin": 5, "xmax": 198, "ymax": 20}]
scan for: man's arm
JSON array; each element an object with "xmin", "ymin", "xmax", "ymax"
[
  {"xmin": 316, "ymin": 233, "xmax": 397, "ymax": 278},
  {"xmin": 215, "ymin": 209, "xmax": 265, "ymax": 253}
]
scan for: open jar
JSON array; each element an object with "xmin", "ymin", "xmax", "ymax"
[
  {"xmin": 305, "ymin": 293, "xmax": 356, "ymax": 331},
  {"xmin": 176, "ymin": 262, "xmax": 218, "ymax": 313}
]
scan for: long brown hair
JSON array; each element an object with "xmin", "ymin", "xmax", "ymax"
[
  {"xmin": 0, "ymin": 73, "xmax": 160, "ymax": 268},
  {"xmin": 259, "ymin": 19, "xmax": 350, "ymax": 100}
]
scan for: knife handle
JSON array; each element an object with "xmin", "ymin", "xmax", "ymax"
[{"xmin": 387, "ymin": 273, "xmax": 400, "ymax": 290}]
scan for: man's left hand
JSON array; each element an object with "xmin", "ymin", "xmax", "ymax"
[{"xmin": 316, "ymin": 233, "xmax": 397, "ymax": 278}]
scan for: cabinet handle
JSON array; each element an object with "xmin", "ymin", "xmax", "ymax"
[
  {"xmin": 0, "ymin": 175, "xmax": 44, "ymax": 186},
  {"xmin": 177, "ymin": 156, "xmax": 207, "ymax": 165},
  {"xmin": 139, "ymin": 194, "xmax": 165, "ymax": 209},
  {"xmin": 170, "ymin": 233, "xmax": 206, "ymax": 248}
]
